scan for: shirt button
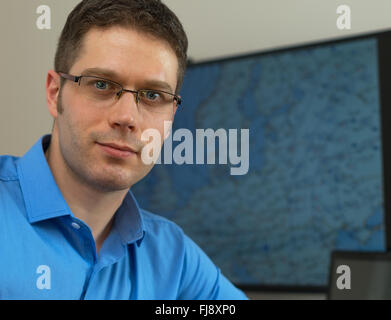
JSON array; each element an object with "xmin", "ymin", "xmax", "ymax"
[{"xmin": 71, "ymin": 222, "xmax": 81, "ymax": 230}]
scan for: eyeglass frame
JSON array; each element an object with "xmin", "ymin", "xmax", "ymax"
[{"xmin": 57, "ymin": 72, "xmax": 182, "ymax": 106}]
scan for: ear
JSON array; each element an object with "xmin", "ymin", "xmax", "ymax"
[{"xmin": 46, "ymin": 70, "xmax": 61, "ymax": 119}]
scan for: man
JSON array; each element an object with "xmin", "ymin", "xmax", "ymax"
[{"xmin": 0, "ymin": 0, "xmax": 248, "ymax": 299}]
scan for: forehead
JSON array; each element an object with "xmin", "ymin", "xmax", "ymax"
[{"xmin": 71, "ymin": 26, "xmax": 179, "ymax": 90}]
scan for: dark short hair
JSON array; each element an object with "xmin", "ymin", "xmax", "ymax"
[{"xmin": 54, "ymin": 0, "xmax": 188, "ymax": 94}]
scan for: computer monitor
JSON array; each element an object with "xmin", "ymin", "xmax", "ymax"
[
  {"xmin": 328, "ymin": 250, "xmax": 391, "ymax": 299},
  {"xmin": 131, "ymin": 30, "xmax": 391, "ymax": 291}
]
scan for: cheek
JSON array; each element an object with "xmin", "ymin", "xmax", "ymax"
[
  {"xmin": 141, "ymin": 113, "xmax": 175, "ymax": 141},
  {"xmin": 61, "ymin": 94, "xmax": 101, "ymax": 133},
  {"xmin": 56, "ymin": 99, "xmax": 94, "ymax": 152}
]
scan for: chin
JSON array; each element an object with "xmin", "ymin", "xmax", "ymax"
[
  {"xmin": 91, "ymin": 177, "xmax": 132, "ymax": 193},
  {"xmin": 81, "ymin": 167, "xmax": 132, "ymax": 192}
]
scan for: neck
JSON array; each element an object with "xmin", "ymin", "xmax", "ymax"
[{"xmin": 45, "ymin": 135, "xmax": 128, "ymax": 254}]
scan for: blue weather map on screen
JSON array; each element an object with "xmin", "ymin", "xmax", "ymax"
[{"xmin": 131, "ymin": 37, "xmax": 385, "ymax": 286}]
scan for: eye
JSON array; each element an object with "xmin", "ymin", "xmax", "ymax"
[
  {"xmin": 95, "ymin": 80, "xmax": 109, "ymax": 90},
  {"xmin": 141, "ymin": 90, "xmax": 162, "ymax": 101}
]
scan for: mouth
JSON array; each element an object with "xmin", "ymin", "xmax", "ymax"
[{"xmin": 96, "ymin": 142, "xmax": 138, "ymax": 159}]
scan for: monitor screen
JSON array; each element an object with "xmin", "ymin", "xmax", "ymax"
[{"xmin": 131, "ymin": 31, "xmax": 391, "ymax": 289}]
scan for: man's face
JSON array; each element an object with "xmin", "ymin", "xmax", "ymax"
[{"xmin": 51, "ymin": 26, "xmax": 179, "ymax": 192}]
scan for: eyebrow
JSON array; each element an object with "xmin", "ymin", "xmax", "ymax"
[
  {"xmin": 80, "ymin": 67, "xmax": 175, "ymax": 93},
  {"xmin": 81, "ymin": 67, "xmax": 119, "ymax": 79}
]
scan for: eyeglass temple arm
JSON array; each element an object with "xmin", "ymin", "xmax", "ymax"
[
  {"xmin": 175, "ymin": 96, "xmax": 182, "ymax": 105},
  {"xmin": 58, "ymin": 72, "xmax": 81, "ymax": 83}
]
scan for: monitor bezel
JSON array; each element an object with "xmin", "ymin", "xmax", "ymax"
[{"xmin": 327, "ymin": 250, "xmax": 391, "ymax": 299}]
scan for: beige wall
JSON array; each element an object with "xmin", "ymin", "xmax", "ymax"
[
  {"xmin": 1, "ymin": 0, "xmax": 391, "ymax": 156},
  {"xmin": 0, "ymin": 0, "xmax": 79, "ymax": 156},
  {"xmin": 166, "ymin": 0, "xmax": 391, "ymax": 62}
]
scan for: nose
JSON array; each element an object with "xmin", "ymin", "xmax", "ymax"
[
  {"xmin": 107, "ymin": 91, "xmax": 139, "ymax": 131},
  {"xmin": 117, "ymin": 89, "xmax": 139, "ymax": 104}
]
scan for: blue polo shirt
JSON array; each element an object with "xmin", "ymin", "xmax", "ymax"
[{"xmin": 0, "ymin": 135, "xmax": 247, "ymax": 300}]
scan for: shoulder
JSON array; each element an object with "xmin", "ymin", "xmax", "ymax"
[
  {"xmin": 140, "ymin": 208, "xmax": 181, "ymax": 227},
  {"xmin": 138, "ymin": 209, "xmax": 211, "ymax": 260},
  {"xmin": 136, "ymin": 209, "xmax": 248, "ymax": 299},
  {"xmin": 0, "ymin": 155, "xmax": 28, "ymax": 228},
  {"xmin": 139, "ymin": 209, "xmax": 186, "ymax": 243},
  {"xmin": 0, "ymin": 155, "xmax": 19, "ymax": 181},
  {"xmin": 137, "ymin": 209, "xmax": 209, "ymax": 274}
]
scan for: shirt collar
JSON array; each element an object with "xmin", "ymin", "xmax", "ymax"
[
  {"xmin": 114, "ymin": 191, "xmax": 146, "ymax": 246},
  {"xmin": 16, "ymin": 134, "xmax": 71, "ymax": 223},
  {"xmin": 16, "ymin": 134, "xmax": 146, "ymax": 245}
]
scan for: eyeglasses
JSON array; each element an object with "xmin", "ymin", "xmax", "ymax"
[{"xmin": 58, "ymin": 72, "xmax": 182, "ymax": 114}]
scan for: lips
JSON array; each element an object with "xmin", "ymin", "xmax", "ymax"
[
  {"xmin": 97, "ymin": 142, "xmax": 138, "ymax": 159},
  {"xmin": 98, "ymin": 142, "xmax": 137, "ymax": 153}
]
